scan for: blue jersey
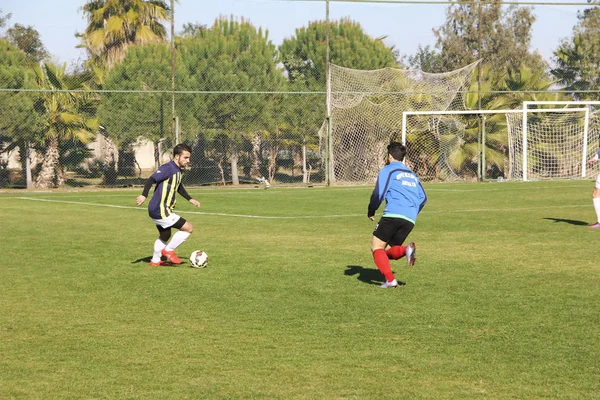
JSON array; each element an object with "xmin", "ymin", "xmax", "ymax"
[
  {"xmin": 368, "ymin": 161, "xmax": 427, "ymax": 223},
  {"xmin": 147, "ymin": 161, "xmax": 183, "ymax": 219}
]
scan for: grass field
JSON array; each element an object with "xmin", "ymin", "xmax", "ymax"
[{"xmin": 1, "ymin": 181, "xmax": 599, "ymax": 399}]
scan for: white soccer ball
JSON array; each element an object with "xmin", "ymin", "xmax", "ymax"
[{"xmin": 189, "ymin": 250, "xmax": 208, "ymax": 268}]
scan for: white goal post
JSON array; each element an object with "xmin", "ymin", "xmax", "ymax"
[
  {"xmin": 521, "ymin": 101, "xmax": 600, "ymax": 181},
  {"xmin": 402, "ymin": 109, "xmax": 522, "ymax": 143},
  {"xmin": 402, "ymin": 109, "xmax": 523, "ymax": 180},
  {"xmin": 401, "ymin": 108, "xmax": 589, "ymax": 181}
]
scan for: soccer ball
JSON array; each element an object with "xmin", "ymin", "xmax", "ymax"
[{"xmin": 189, "ymin": 250, "xmax": 208, "ymax": 268}]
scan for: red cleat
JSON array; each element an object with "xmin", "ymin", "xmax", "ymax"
[{"xmin": 161, "ymin": 249, "xmax": 182, "ymax": 264}]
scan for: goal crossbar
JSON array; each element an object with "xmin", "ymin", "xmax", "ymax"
[
  {"xmin": 522, "ymin": 101, "xmax": 600, "ymax": 181},
  {"xmin": 401, "ymin": 108, "xmax": 588, "ymax": 144}
]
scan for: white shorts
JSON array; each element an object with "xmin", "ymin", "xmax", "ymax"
[
  {"xmin": 152, "ymin": 213, "xmax": 182, "ymax": 229},
  {"xmin": 596, "ymin": 174, "xmax": 600, "ymax": 189}
]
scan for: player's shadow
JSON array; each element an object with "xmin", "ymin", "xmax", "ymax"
[
  {"xmin": 344, "ymin": 265, "xmax": 406, "ymax": 286},
  {"xmin": 131, "ymin": 256, "xmax": 180, "ymax": 267},
  {"xmin": 132, "ymin": 256, "xmax": 152, "ymax": 264},
  {"xmin": 544, "ymin": 217, "xmax": 588, "ymax": 226}
]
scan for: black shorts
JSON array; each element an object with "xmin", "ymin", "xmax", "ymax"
[
  {"xmin": 373, "ymin": 217, "xmax": 414, "ymax": 247},
  {"xmin": 156, "ymin": 216, "xmax": 187, "ymax": 232}
]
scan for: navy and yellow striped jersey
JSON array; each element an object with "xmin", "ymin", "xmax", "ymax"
[{"xmin": 147, "ymin": 161, "xmax": 183, "ymax": 219}]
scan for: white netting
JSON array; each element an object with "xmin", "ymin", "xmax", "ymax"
[
  {"xmin": 328, "ymin": 61, "xmax": 479, "ymax": 184},
  {"xmin": 404, "ymin": 114, "xmax": 468, "ymax": 181},
  {"xmin": 507, "ymin": 107, "xmax": 600, "ymax": 180},
  {"xmin": 402, "ymin": 110, "xmax": 517, "ymax": 181}
]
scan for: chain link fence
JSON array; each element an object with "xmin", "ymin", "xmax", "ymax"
[
  {"xmin": 0, "ymin": 90, "xmax": 327, "ymax": 188},
  {"xmin": 2, "ymin": 1, "xmax": 600, "ymax": 188},
  {"xmin": 3, "ymin": 88, "xmax": 600, "ymax": 188}
]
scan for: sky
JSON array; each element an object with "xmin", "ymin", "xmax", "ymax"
[{"xmin": 0, "ymin": 0, "xmax": 587, "ymax": 69}]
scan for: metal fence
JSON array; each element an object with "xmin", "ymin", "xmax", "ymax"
[
  {"xmin": 0, "ymin": 90, "xmax": 328, "ymax": 188},
  {"xmin": 2, "ymin": 1, "xmax": 600, "ymax": 188},
  {"xmin": 3, "ymin": 89, "xmax": 600, "ymax": 189}
]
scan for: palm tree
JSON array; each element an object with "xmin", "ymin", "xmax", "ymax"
[
  {"xmin": 33, "ymin": 62, "xmax": 99, "ymax": 188},
  {"xmin": 438, "ymin": 65, "xmax": 512, "ymax": 179},
  {"xmin": 501, "ymin": 65, "xmax": 565, "ymax": 107},
  {"xmin": 551, "ymin": 36, "xmax": 586, "ymax": 97},
  {"xmin": 80, "ymin": 0, "xmax": 169, "ymax": 69}
]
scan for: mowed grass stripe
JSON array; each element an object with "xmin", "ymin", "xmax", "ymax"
[{"xmin": 6, "ymin": 192, "xmax": 592, "ymax": 217}]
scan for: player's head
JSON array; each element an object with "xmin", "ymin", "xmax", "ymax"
[
  {"xmin": 387, "ymin": 142, "xmax": 406, "ymax": 163},
  {"xmin": 173, "ymin": 143, "xmax": 192, "ymax": 168}
]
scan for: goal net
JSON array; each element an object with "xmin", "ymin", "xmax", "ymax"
[
  {"xmin": 327, "ymin": 61, "xmax": 478, "ymax": 184},
  {"xmin": 507, "ymin": 101, "xmax": 600, "ymax": 181},
  {"xmin": 401, "ymin": 109, "xmax": 521, "ymax": 181}
]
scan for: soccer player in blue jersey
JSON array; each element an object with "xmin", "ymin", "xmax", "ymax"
[
  {"xmin": 368, "ymin": 142, "xmax": 427, "ymax": 288},
  {"xmin": 587, "ymin": 148, "xmax": 600, "ymax": 228},
  {"xmin": 136, "ymin": 144, "xmax": 201, "ymax": 266}
]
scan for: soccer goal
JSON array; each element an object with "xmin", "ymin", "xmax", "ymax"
[
  {"xmin": 508, "ymin": 101, "xmax": 600, "ymax": 181},
  {"xmin": 401, "ymin": 106, "xmax": 595, "ymax": 182},
  {"xmin": 401, "ymin": 109, "xmax": 521, "ymax": 181}
]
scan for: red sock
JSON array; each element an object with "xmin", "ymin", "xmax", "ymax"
[
  {"xmin": 386, "ymin": 245, "xmax": 406, "ymax": 260},
  {"xmin": 373, "ymin": 249, "xmax": 395, "ymax": 282}
]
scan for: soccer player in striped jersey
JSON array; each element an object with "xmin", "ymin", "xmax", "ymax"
[
  {"xmin": 368, "ymin": 142, "xmax": 427, "ymax": 288},
  {"xmin": 587, "ymin": 148, "xmax": 600, "ymax": 228},
  {"xmin": 136, "ymin": 144, "xmax": 201, "ymax": 266}
]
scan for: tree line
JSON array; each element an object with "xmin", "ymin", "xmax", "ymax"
[{"xmin": 1, "ymin": 0, "xmax": 600, "ymax": 187}]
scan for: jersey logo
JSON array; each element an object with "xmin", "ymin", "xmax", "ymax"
[{"xmin": 395, "ymin": 172, "xmax": 415, "ymax": 180}]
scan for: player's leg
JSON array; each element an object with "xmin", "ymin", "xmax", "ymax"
[
  {"xmin": 385, "ymin": 219, "xmax": 416, "ymax": 266},
  {"xmin": 590, "ymin": 177, "xmax": 600, "ymax": 228},
  {"xmin": 372, "ymin": 217, "xmax": 399, "ymax": 288},
  {"xmin": 405, "ymin": 242, "xmax": 416, "ymax": 267},
  {"xmin": 150, "ymin": 227, "xmax": 171, "ymax": 266},
  {"xmin": 162, "ymin": 217, "xmax": 193, "ymax": 264}
]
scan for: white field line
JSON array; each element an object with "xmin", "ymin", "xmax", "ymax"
[
  {"xmin": 9, "ymin": 196, "xmax": 590, "ymax": 219},
  {"xmin": 12, "ymin": 197, "xmax": 362, "ymax": 219}
]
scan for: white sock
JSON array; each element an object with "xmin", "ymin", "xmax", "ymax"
[
  {"xmin": 165, "ymin": 231, "xmax": 191, "ymax": 251},
  {"xmin": 152, "ymin": 239, "xmax": 167, "ymax": 262},
  {"xmin": 593, "ymin": 198, "xmax": 600, "ymax": 223}
]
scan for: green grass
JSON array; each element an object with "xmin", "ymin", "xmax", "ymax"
[{"xmin": 1, "ymin": 181, "xmax": 599, "ymax": 399}]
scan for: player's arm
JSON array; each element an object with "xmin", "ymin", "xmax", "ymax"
[
  {"xmin": 136, "ymin": 176, "xmax": 157, "ymax": 206},
  {"xmin": 588, "ymin": 151, "xmax": 599, "ymax": 165},
  {"xmin": 417, "ymin": 180, "xmax": 427, "ymax": 213},
  {"xmin": 367, "ymin": 172, "xmax": 385, "ymax": 220},
  {"xmin": 178, "ymin": 184, "xmax": 200, "ymax": 208}
]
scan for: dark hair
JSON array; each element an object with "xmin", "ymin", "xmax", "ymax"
[
  {"xmin": 173, "ymin": 143, "xmax": 192, "ymax": 156},
  {"xmin": 387, "ymin": 142, "xmax": 406, "ymax": 162}
]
